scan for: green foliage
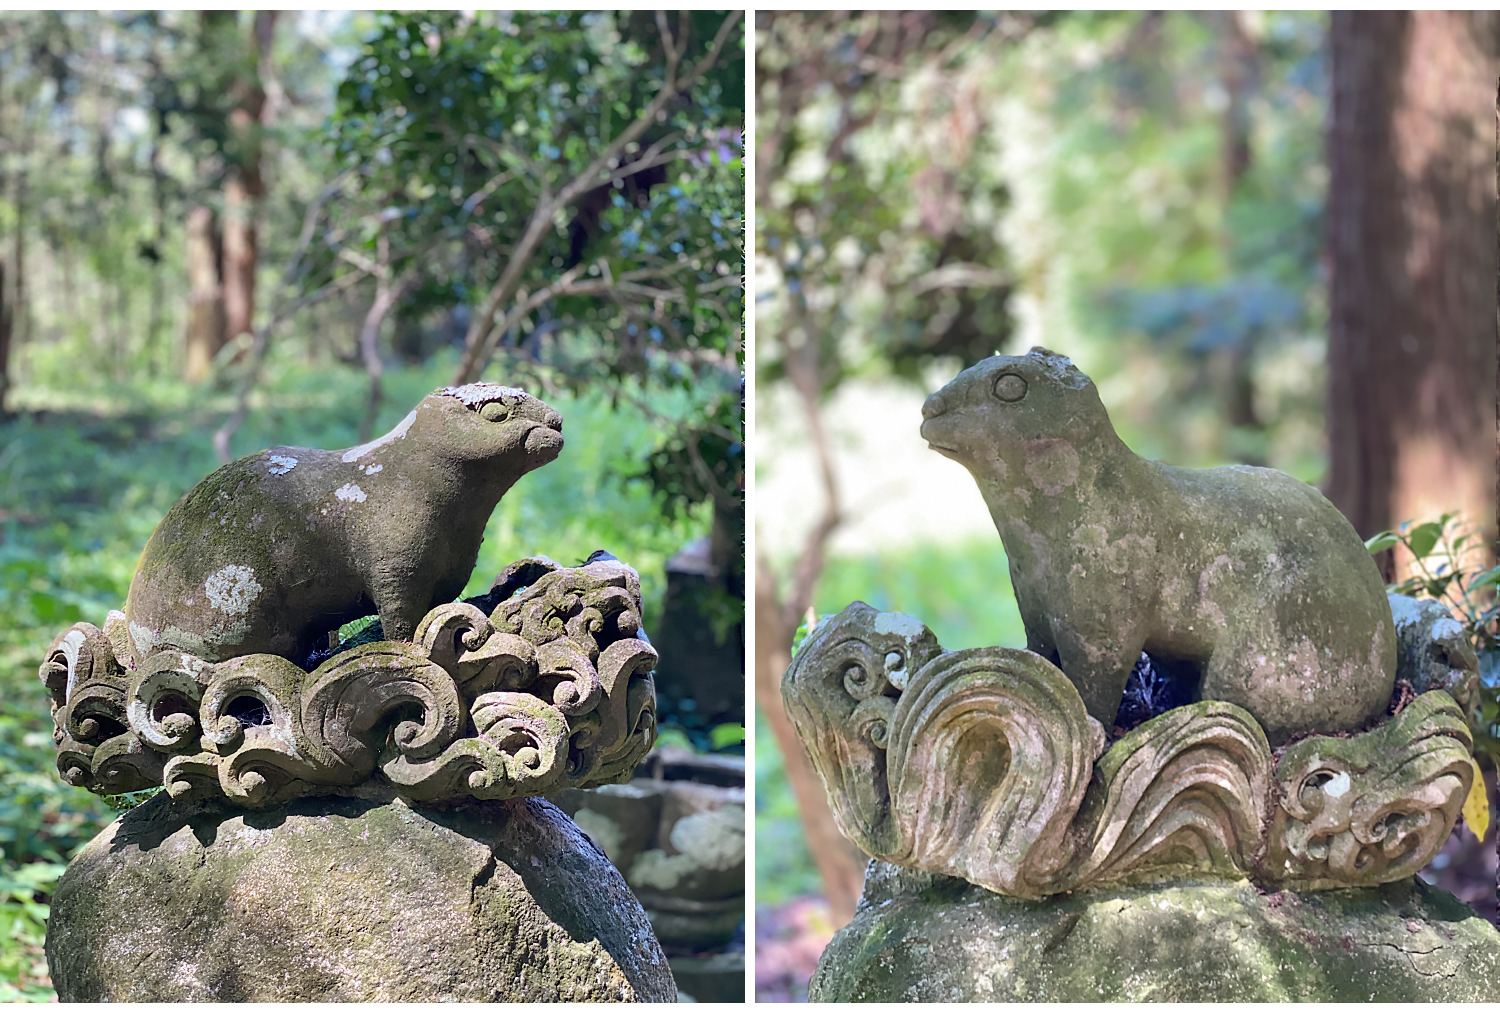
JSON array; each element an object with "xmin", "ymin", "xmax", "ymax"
[
  {"xmin": 753, "ymin": 706, "xmax": 825, "ymax": 905},
  {"xmin": 1366, "ymin": 514, "xmax": 1500, "ymax": 760},
  {"xmin": 814, "ymin": 540, "xmax": 1028, "ymax": 652},
  {"xmin": 756, "ymin": 12, "xmax": 1021, "ymax": 393},
  {"xmin": 1365, "ymin": 514, "xmax": 1499, "ymax": 653},
  {"xmin": 1003, "ymin": 11, "xmax": 1330, "ymax": 477},
  {"xmin": 0, "ymin": 860, "xmax": 63, "ymax": 1001},
  {"xmin": 709, "ymin": 722, "xmax": 744, "ymax": 750},
  {"xmin": 0, "ymin": 11, "xmax": 359, "ymax": 388},
  {"xmin": 321, "ymin": 11, "xmax": 744, "ymax": 388}
]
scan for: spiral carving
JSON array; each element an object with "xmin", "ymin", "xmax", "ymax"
[
  {"xmin": 40, "ymin": 554, "xmax": 659, "ymax": 808},
  {"xmin": 127, "ymin": 651, "xmax": 211, "ymax": 753},
  {"xmin": 784, "ymin": 600, "xmax": 1479, "ymax": 897},
  {"xmin": 1265, "ymin": 691, "xmax": 1473, "ymax": 889}
]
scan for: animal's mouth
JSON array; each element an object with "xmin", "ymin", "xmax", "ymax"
[
  {"xmin": 523, "ymin": 421, "xmax": 564, "ymax": 458},
  {"xmin": 919, "ymin": 418, "xmax": 959, "ymax": 457}
]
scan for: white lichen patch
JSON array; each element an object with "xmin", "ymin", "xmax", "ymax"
[
  {"xmin": 1323, "ymin": 770, "xmax": 1351, "ymax": 798},
  {"xmin": 60, "ymin": 628, "xmax": 87, "ymax": 700},
  {"xmin": 437, "ymin": 381, "xmax": 526, "ymax": 407},
  {"xmin": 335, "ymin": 483, "xmax": 367, "ymax": 503},
  {"xmin": 265, "ymin": 455, "xmax": 299, "ymax": 475},
  {"xmin": 361, "ymin": 463, "xmax": 382, "ymax": 475},
  {"xmin": 341, "ymin": 409, "xmax": 416, "ymax": 462},
  {"xmin": 205, "ymin": 565, "xmax": 262, "ymax": 615}
]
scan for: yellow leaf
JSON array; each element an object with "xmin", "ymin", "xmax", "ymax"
[{"xmin": 1462, "ymin": 759, "xmax": 1489, "ymax": 841}]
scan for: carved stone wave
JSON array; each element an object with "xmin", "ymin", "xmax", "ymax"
[
  {"xmin": 40, "ymin": 556, "xmax": 658, "ymax": 809},
  {"xmin": 783, "ymin": 602, "xmax": 1473, "ymax": 897}
]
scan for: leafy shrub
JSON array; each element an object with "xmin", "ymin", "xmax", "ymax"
[{"xmin": 1365, "ymin": 513, "xmax": 1500, "ymax": 755}]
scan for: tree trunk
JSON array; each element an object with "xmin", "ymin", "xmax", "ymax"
[
  {"xmin": 221, "ymin": 174, "xmax": 258, "ymax": 345},
  {"xmin": 183, "ymin": 204, "xmax": 225, "ymax": 383},
  {"xmin": 0, "ymin": 257, "xmax": 12, "ymax": 416},
  {"xmin": 1325, "ymin": 12, "xmax": 1500, "ymax": 570},
  {"xmin": 221, "ymin": 11, "xmax": 278, "ymax": 347},
  {"xmin": 754, "ymin": 558, "xmax": 870, "ymax": 927},
  {"xmin": 753, "ymin": 336, "xmax": 871, "ymax": 926}
]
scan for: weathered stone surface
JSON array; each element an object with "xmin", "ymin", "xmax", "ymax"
[
  {"xmin": 38, "ymin": 556, "xmax": 659, "ymax": 808},
  {"xmin": 121, "ymin": 382, "xmax": 563, "ymax": 666},
  {"xmin": 811, "ymin": 860, "xmax": 1500, "ymax": 1002},
  {"xmin": 919, "ymin": 348, "xmax": 1395, "ymax": 745},
  {"xmin": 783, "ymin": 602, "xmax": 1472, "ymax": 897},
  {"xmin": 45, "ymin": 787, "xmax": 676, "ymax": 1002},
  {"xmin": 1389, "ymin": 591, "xmax": 1481, "ymax": 719}
]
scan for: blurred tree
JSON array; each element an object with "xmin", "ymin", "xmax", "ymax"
[
  {"xmin": 755, "ymin": 10, "xmax": 1039, "ymax": 923},
  {"xmin": 1325, "ymin": 12, "xmax": 1499, "ymax": 573},
  {"xmin": 175, "ymin": 11, "xmax": 281, "ymax": 380},
  {"xmin": 297, "ymin": 10, "xmax": 744, "ymax": 577}
]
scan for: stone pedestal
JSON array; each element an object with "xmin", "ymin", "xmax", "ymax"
[
  {"xmin": 810, "ymin": 861, "xmax": 1500, "ymax": 1002},
  {"xmin": 45, "ymin": 787, "xmax": 676, "ymax": 1002}
]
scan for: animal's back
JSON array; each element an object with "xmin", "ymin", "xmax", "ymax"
[
  {"xmin": 123, "ymin": 447, "xmax": 369, "ymax": 665},
  {"xmin": 1151, "ymin": 461, "xmax": 1395, "ymax": 741}
]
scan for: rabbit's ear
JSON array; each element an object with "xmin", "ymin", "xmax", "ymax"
[
  {"xmin": 1070, "ymin": 701, "xmax": 1272, "ymax": 889},
  {"xmin": 885, "ymin": 647, "xmax": 1099, "ymax": 899}
]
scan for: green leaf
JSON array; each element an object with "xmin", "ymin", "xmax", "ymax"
[
  {"xmin": 654, "ymin": 726, "xmax": 694, "ymax": 752},
  {"xmin": 1364, "ymin": 532, "xmax": 1398, "ymax": 555},
  {"xmin": 709, "ymin": 723, "xmax": 744, "ymax": 750},
  {"xmin": 1406, "ymin": 522, "xmax": 1444, "ymax": 560},
  {"xmin": 789, "ymin": 616, "xmax": 819, "ymax": 659}
]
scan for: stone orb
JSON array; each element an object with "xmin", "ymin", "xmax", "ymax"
[
  {"xmin": 45, "ymin": 787, "xmax": 675, "ymax": 1002},
  {"xmin": 812, "ymin": 860, "xmax": 1500, "ymax": 1002}
]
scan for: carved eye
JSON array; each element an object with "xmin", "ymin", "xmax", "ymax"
[
  {"xmin": 481, "ymin": 402, "xmax": 512, "ymax": 422},
  {"xmin": 1299, "ymin": 769, "xmax": 1346, "ymax": 808},
  {"xmin": 993, "ymin": 374, "xmax": 1027, "ymax": 402}
]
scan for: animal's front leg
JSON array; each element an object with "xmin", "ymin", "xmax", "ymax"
[
  {"xmin": 371, "ymin": 579, "xmax": 432, "ymax": 644},
  {"xmin": 1051, "ymin": 619, "xmax": 1148, "ymax": 729}
]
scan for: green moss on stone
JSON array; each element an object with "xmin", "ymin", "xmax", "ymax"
[{"xmin": 811, "ymin": 861, "xmax": 1500, "ymax": 1002}]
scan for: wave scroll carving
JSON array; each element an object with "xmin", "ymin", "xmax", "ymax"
[{"xmin": 784, "ymin": 601, "xmax": 1474, "ymax": 897}]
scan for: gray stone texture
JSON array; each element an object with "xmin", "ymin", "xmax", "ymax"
[
  {"xmin": 811, "ymin": 860, "xmax": 1500, "ymax": 1002},
  {"xmin": 920, "ymin": 348, "xmax": 1396, "ymax": 744},
  {"xmin": 45, "ymin": 786, "xmax": 676, "ymax": 1002}
]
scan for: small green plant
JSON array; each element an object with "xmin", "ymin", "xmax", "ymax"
[
  {"xmin": 1366, "ymin": 513, "xmax": 1500, "ymax": 757},
  {"xmin": 0, "ymin": 861, "xmax": 65, "ymax": 1002},
  {"xmin": 101, "ymin": 788, "xmax": 163, "ymax": 812},
  {"xmin": 789, "ymin": 609, "xmax": 820, "ymax": 660}
]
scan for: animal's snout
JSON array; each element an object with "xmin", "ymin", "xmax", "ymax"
[
  {"xmin": 922, "ymin": 392, "xmax": 948, "ymax": 420},
  {"xmin": 513, "ymin": 397, "xmax": 563, "ymax": 433}
]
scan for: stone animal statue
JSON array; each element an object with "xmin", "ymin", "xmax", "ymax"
[
  {"xmin": 122, "ymin": 383, "xmax": 563, "ymax": 668},
  {"xmin": 919, "ymin": 348, "xmax": 1395, "ymax": 745}
]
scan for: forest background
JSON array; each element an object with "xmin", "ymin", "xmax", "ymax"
[
  {"xmin": 753, "ymin": 11, "xmax": 1498, "ymax": 1001},
  {"xmin": 0, "ymin": 10, "xmax": 743, "ymax": 1000}
]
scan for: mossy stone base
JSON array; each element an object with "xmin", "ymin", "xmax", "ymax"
[
  {"xmin": 45, "ymin": 787, "xmax": 675, "ymax": 1002},
  {"xmin": 810, "ymin": 861, "xmax": 1500, "ymax": 1002}
]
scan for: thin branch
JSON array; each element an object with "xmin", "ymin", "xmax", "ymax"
[{"xmin": 452, "ymin": 11, "xmax": 743, "ymax": 385}]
